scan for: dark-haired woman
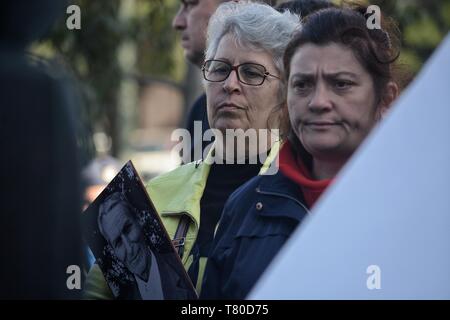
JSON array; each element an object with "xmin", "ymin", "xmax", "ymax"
[{"xmin": 201, "ymin": 4, "xmax": 402, "ymax": 299}]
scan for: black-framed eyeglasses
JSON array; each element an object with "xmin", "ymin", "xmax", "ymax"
[{"xmin": 202, "ymin": 59, "xmax": 280, "ymax": 86}]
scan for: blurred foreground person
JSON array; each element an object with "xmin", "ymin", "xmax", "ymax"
[{"xmin": 0, "ymin": 0, "xmax": 83, "ymax": 299}]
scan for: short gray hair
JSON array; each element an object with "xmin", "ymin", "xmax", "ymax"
[{"xmin": 205, "ymin": 1, "xmax": 300, "ymax": 76}]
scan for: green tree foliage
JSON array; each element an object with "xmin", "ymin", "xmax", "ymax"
[
  {"xmin": 363, "ymin": 0, "xmax": 450, "ymax": 74},
  {"xmin": 38, "ymin": 0, "xmax": 180, "ymax": 157},
  {"xmin": 132, "ymin": 0, "xmax": 180, "ymax": 79}
]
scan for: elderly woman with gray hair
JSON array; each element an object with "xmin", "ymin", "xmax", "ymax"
[{"xmin": 84, "ymin": 1, "xmax": 299, "ymax": 299}]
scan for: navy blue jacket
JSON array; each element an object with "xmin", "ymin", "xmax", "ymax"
[{"xmin": 200, "ymin": 169, "xmax": 310, "ymax": 299}]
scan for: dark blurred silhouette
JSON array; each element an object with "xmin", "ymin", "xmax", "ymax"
[
  {"xmin": 275, "ymin": 0, "xmax": 334, "ymax": 16},
  {"xmin": 0, "ymin": 0, "xmax": 83, "ymax": 299}
]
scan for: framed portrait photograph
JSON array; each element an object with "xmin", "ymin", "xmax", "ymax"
[{"xmin": 82, "ymin": 161, "xmax": 197, "ymax": 300}]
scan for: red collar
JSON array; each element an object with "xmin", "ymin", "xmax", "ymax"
[{"xmin": 279, "ymin": 141, "xmax": 332, "ymax": 208}]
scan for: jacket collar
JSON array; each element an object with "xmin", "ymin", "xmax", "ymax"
[
  {"xmin": 256, "ymin": 167, "xmax": 310, "ymax": 221},
  {"xmin": 150, "ymin": 159, "xmax": 210, "ymax": 224},
  {"xmin": 149, "ymin": 140, "xmax": 281, "ymax": 223}
]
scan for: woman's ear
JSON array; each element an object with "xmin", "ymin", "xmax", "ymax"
[{"xmin": 378, "ymin": 81, "xmax": 399, "ymax": 119}]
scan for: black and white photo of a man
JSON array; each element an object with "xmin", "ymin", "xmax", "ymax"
[
  {"xmin": 82, "ymin": 162, "xmax": 197, "ymax": 300},
  {"xmin": 98, "ymin": 192, "xmax": 165, "ymax": 299}
]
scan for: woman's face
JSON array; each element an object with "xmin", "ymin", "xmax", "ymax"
[
  {"xmin": 205, "ymin": 33, "xmax": 282, "ymax": 134},
  {"xmin": 287, "ymin": 43, "xmax": 387, "ymax": 160}
]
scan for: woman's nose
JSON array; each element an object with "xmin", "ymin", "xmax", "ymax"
[
  {"xmin": 308, "ymin": 82, "xmax": 333, "ymax": 112},
  {"xmin": 223, "ymin": 69, "xmax": 242, "ymax": 93}
]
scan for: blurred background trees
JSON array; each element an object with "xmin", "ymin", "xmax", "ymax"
[
  {"xmin": 32, "ymin": 0, "xmax": 187, "ymax": 176},
  {"xmin": 367, "ymin": 0, "xmax": 450, "ymax": 73},
  {"xmin": 30, "ymin": 0, "xmax": 450, "ymax": 176}
]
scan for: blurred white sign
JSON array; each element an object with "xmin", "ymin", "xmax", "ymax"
[{"xmin": 250, "ymin": 33, "xmax": 450, "ymax": 299}]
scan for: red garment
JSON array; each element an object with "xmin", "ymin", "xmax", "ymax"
[{"xmin": 279, "ymin": 141, "xmax": 332, "ymax": 208}]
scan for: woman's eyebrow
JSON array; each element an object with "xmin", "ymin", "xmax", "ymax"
[
  {"xmin": 290, "ymin": 73, "xmax": 315, "ymax": 81},
  {"xmin": 323, "ymin": 71, "xmax": 359, "ymax": 79},
  {"xmin": 291, "ymin": 71, "xmax": 359, "ymax": 78},
  {"xmin": 213, "ymin": 58, "xmax": 230, "ymax": 63}
]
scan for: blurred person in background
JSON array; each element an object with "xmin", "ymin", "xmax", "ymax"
[{"xmin": 276, "ymin": 0, "xmax": 333, "ymax": 14}]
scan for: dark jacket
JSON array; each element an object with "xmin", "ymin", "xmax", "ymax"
[
  {"xmin": 0, "ymin": 1, "xmax": 83, "ymax": 299},
  {"xmin": 200, "ymin": 169, "xmax": 310, "ymax": 299},
  {"xmin": 183, "ymin": 93, "xmax": 212, "ymax": 164}
]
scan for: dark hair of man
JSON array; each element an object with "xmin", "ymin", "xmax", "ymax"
[{"xmin": 276, "ymin": 0, "xmax": 334, "ymax": 16}]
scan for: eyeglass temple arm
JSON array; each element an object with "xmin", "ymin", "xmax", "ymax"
[{"xmin": 265, "ymin": 72, "xmax": 280, "ymax": 79}]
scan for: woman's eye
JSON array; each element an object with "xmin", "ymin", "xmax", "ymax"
[
  {"xmin": 335, "ymin": 80, "xmax": 353, "ymax": 89},
  {"xmin": 183, "ymin": 0, "xmax": 198, "ymax": 9},
  {"xmin": 211, "ymin": 67, "xmax": 229, "ymax": 75},
  {"xmin": 292, "ymin": 81, "xmax": 310, "ymax": 91},
  {"xmin": 242, "ymin": 68, "xmax": 263, "ymax": 79}
]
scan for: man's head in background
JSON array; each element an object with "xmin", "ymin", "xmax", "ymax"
[
  {"xmin": 172, "ymin": 0, "xmax": 278, "ymax": 67},
  {"xmin": 276, "ymin": 0, "xmax": 334, "ymax": 16},
  {"xmin": 172, "ymin": 0, "xmax": 225, "ymax": 67}
]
